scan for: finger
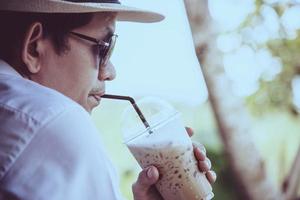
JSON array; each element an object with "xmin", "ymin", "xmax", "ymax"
[
  {"xmin": 198, "ymin": 158, "xmax": 211, "ymax": 172},
  {"xmin": 206, "ymin": 158, "xmax": 212, "ymax": 169},
  {"xmin": 185, "ymin": 127, "xmax": 194, "ymax": 137},
  {"xmin": 194, "ymin": 146, "xmax": 206, "ymax": 162},
  {"xmin": 132, "ymin": 166, "xmax": 159, "ymax": 193},
  {"xmin": 192, "ymin": 141, "xmax": 206, "ymax": 155},
  {"xmin": 206, "ymin": 170, "xmax": 217, "ymax": 184}
]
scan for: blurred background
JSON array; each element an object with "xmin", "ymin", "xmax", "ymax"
[{"xmin": 91, "ymin": 0, "xmax": 300, "ymax": 199}]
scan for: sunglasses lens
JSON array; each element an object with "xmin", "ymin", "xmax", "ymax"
[
  {"xmin": 69, "ymin": 31, "xmax": 117, "ymax": 68},
  {"xmin": 100, "ymin": 35, "xmax": 117, "ymax": 67}
]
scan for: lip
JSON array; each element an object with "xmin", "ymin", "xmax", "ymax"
[
  {"xmin": 88, "ymin": 92, "xmax": 105, "ymax": 101},
  {"xmin": 92, "ymin": 94, "xmax": 102, "ymax": 101}
]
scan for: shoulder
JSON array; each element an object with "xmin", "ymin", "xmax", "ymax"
[
  {"xmin": 0, "ymin": 74, "xmax": 82, "ymax": 125},
  {"xmin": 0, "ymin": 95, "xmax": 117, "ymax": 200},
  {"xmin": 0, "ymin": 75, "xmax": 90, "ymax": 180}
]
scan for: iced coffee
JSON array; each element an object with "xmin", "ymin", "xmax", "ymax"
[{"xmin": 128, "ymin": 141, "xmax": 213, "ymax": 200}]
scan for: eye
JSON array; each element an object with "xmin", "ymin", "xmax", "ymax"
[{"xmin": 92, "ymin": 44, "xmax": 101, "ymax": 56}]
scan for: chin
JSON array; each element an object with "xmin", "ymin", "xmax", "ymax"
[
  {"xmin": 85, "ymin": 105, "xmax": 94, "ymax": 114},
  {"xmin": 79, "ymin": 102, "xmax": 93, "ymax": 114},
  {"xmin": 87, "ymin": 104, "xmax": 99, "ymax": 114},
  {"xmin": 87, "ymin": 108, "xmax": 92, "ymax": 114}
]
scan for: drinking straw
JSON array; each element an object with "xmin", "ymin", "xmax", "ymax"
[{"xmin": 102, "ymin": 94, "xmax": 152, "ymax": 133}]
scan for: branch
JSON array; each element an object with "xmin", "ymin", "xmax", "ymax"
[{"xmin": 283, "ymin": 145, "xmax": 300, "ymax": 200}]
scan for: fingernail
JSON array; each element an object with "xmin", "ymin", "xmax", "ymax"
[
  {"xmin": 206, "ymin": 161, "xmax": 210, "ymax": 169},
  {"xmin": 199, "ymin": 148, "xmax": 205, "ymax": 155},
  {"xmin": 147, "ymin": 167, "xmax": 154, "ymax": 178},
  {"xmin": 212, "ymin": 171, "xmax": 217, "ymax": 180}
]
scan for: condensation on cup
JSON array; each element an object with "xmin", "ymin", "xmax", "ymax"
[{"xmin": 121, "ymin": 97, "xmax": 214, "ymax": 200}]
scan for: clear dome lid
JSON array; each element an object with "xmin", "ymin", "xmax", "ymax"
[{"xmin": 121, "ymin": 97, "xmax": 178, "ymax": 143}]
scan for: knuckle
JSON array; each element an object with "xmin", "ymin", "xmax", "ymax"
[{"xmin": 198, "ymin": 161, "xmax": 208, "ymax": 171}]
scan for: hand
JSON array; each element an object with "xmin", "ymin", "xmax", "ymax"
[
  {"xmin": 186, "ymin": 127, "xmax": 217, "ymax": 184},
  {"xmin": 132, "ymin": 166, "xmax": 163, "ymax": 200}
]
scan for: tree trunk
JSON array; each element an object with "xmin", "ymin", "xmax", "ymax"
[{"xmin": 182, "ymin": 0, "xmax": 283, "ymax": 199}]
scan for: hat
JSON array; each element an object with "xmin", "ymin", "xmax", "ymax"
[{"xmin": 0, "ymin": 0, "xmax": 164, "ymax": 23}]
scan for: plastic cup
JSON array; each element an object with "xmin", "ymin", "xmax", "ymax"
[{"xmin": 121, "ymin": 97, "xmax": 214, "ymax": 200}]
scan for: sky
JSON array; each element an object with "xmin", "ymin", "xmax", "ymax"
[{"xmin": 107, "ymin": 0, "xmax": 208, "ymax": 106}]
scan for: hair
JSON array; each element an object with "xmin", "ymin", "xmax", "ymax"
[{"xmin": 0, "ymin": 11, "xmax": 94, "ymax": 62}]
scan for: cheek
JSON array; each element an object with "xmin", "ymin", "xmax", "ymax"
[
  {"xmin": 74, "ymin": 74, "xmax": 100, "ymax": 112},
  {"xmin": 71, "ymin": 68, "xmax": 98, "ymax": 97},
  {"xmin": 42, "ymin": 42, "xmax": 99, "ymax": 108},
  {"xmin": 69, "ymin": 46, "xmax": 99, "ymax": 87},
  {"xmin": 50, "ymin": 55, "xmax": 97, "ymax": 102}
]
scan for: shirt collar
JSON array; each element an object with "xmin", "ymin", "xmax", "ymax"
[{"xmin": 0, "ymin": 59, "xmax": 22, "ymax": 78}]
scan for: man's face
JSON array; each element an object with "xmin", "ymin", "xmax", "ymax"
[{"xmin": 36, "ymin": 13, "xmax": 117, "ymax": 113}]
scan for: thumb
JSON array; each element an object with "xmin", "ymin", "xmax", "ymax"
[{"xmin": 133, "ymin": 166, "xmax": 159, "ymax": 192}]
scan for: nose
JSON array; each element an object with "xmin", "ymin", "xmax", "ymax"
[{"xmin": 98, "ymin": 61, "xmax": 116, "ymax": 81}]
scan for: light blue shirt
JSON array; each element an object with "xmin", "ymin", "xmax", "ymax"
[{"xmin": 0, "ymin": 60, "xmax": 123, "ymax": 200}]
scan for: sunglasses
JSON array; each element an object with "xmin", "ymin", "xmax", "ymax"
[{"xmin": 69, "ymin": 31, "xmax": 118, "ymax": 67}]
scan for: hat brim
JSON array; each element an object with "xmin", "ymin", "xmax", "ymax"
[{"xmin": 0, "ymin": 1, "xmax": 164, "ymax": 23}]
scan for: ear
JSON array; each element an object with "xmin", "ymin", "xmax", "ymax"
[{"xmin": 21, "ymin": 22, "xmax": 45, "ymax": 74}]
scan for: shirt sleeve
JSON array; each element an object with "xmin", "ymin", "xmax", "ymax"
[{"xmin": 0, "ymin": 105, "xmax": 124, "ymax": 200}]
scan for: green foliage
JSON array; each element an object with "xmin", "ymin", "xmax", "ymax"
[
  {"xmin": 247, "ymin": 35, "xmax": 300, "ymax": 116},
  {"xmin": 245, "ymin": 4, "xmax": 300, "ymax": 117},
  {"xmin": 206, "ymin": 150, "xmax": 238, "ymax": 200}
]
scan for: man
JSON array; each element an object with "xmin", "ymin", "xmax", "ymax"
[{"xmin": 0, "ymin": 1, "xmax": 216, "ymax": 199}]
